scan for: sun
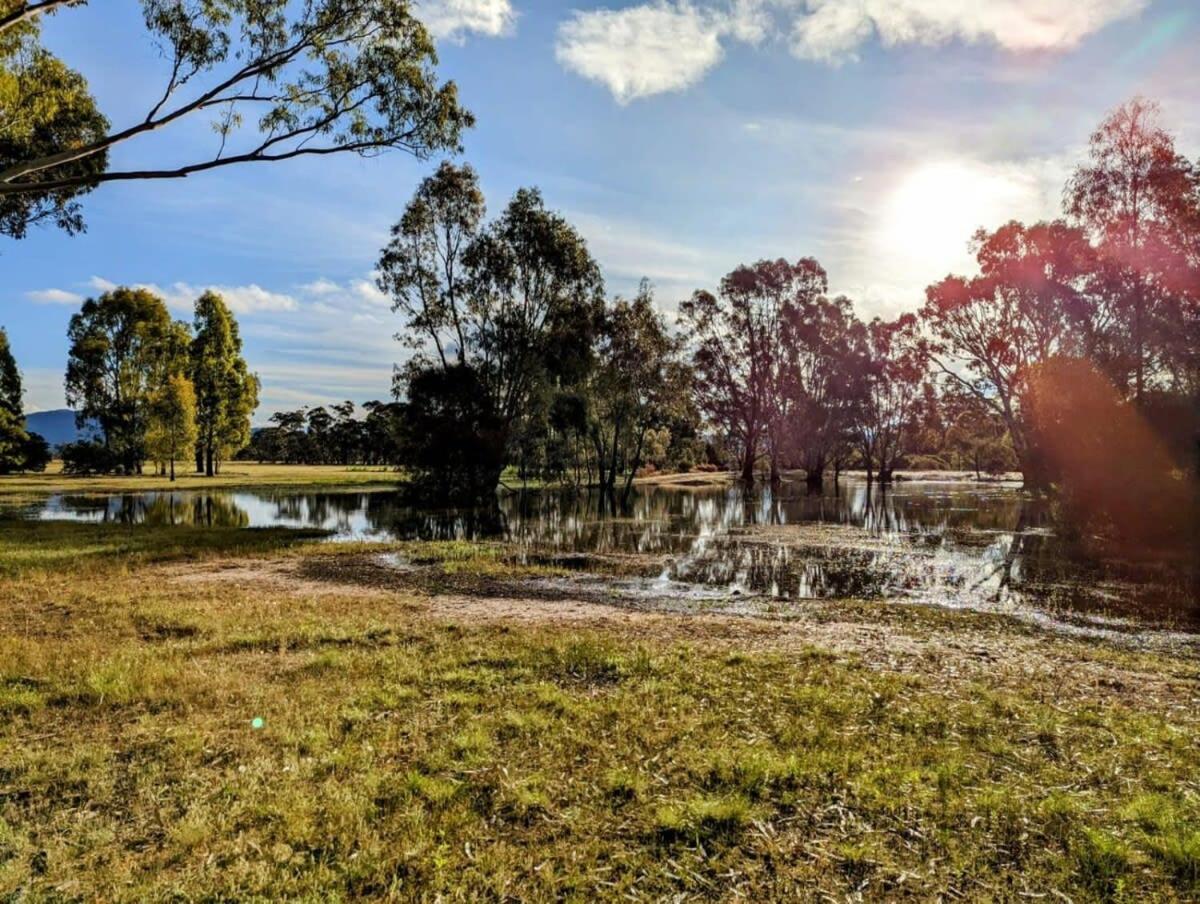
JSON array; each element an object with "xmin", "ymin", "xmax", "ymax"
[{"xmin": 876, "ymin": 159, "xmax": 1032, "ymax": 281}]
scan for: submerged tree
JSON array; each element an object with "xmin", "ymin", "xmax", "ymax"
[
  {"xmin": 852, "ymin": 314, "xmax": 927, "ymax": 483},
  {"xmin": 922, "ymin": 220, "xmax": 1099, "ymax": 487},
  {"xmin": 779, "ymin": 292, "xmax": 863, "ymax": 488},
  {"xmin": 0, "ymin": 0, "xmax": 472, "ymax": 240},
  {"xmin": 680, "ymin": 258, "xmax": 826, "ymax": 485},
  {"xmin": 589, "ymin": 280, "xmax": 688, "ymax": 504},
  {"xmin": 378, "ymin": 169, "xmax": 603, "ymax": 496}
]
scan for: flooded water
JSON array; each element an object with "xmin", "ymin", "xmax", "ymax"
[{"xmin": 14, "ymin": 477, "xmax": 1199, "ymax": 636}]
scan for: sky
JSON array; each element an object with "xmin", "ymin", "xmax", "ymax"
[{"xmin": 5, "ymin": 0, "xmax": 1199, "ymax": 421}]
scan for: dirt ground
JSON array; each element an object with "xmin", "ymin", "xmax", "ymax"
[{"xmin": 161, "ymin": 552, "xmax": 1200, "ymax": 715}]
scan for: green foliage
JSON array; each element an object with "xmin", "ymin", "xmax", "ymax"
[
  {"xmin": 145, "ymin": 373, "xmax": 199, "ymax": 479},
  {"xmin": 0, "ymin": 0, "xmax": 471, "ymax": 236},
  {"xmin": 0, "ymin": 15, "xmax": 108, "ymax": 238},
  {"xmin": 379, "ymin": 170, "xmax": 604, "ymax": 497},
  {"xmin": 190, "ymin": 291, "xmax": 257, "ymax": 475},
  {"xmin": 64, "ymin": 287, "xmax": 188, "ymax": 473}
]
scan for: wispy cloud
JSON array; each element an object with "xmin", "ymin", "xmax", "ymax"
[
  {"xmin": 789, "ymin": 0, "xmax": 1148, "ymax": 63},
  {"xmin": 27, "ymin": 288, "xmax": 83, "ymax": 305},
  {"xmin": 84, "ymin": 276, "xmax": 297, "ymax": 315}
]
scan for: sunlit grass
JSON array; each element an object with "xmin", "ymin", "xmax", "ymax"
[
  {"xmin": 0, "ymin": 460, "xmax": 405, "ymax": 499},
  {"xmin": 0, "ymin": 522, "xmax": 1198, "ymax": 899}
]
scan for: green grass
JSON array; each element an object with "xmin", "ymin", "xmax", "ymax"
[
  {"xmin": 0, "ymin": 460, "xmax": 405, "ymax": 500},
  {"xmin": 0, "ymin": 521, "xmax": 1199, "ymax": 900}
]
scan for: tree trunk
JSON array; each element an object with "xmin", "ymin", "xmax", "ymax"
[
  {"xmin": 170, "ymin": 458, "xmax": 175, "ymax": 482},
  {"xmin": 205, "ymin": 447, "xmax": 214, "ymax": 477},
  {"xmin": 741, "ymin": 449, "xmax": 755, "ymax": 486}
]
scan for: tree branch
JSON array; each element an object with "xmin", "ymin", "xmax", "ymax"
[{"xmin": 0, "ymin": 0, "xmax": 77, "ymax": 33}]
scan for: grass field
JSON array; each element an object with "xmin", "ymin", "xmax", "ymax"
[
  {"xmin": 1, "ymin": 518, "xmax": 1199, "ymax": 900},
  {"xmin": 0, "ymin": 461, "xmax": 405, "ymax": 500}
]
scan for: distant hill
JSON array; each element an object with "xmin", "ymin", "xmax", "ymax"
[{"xmin": 24, "ymin": 409, "xmax": 101, "ymax": 450}]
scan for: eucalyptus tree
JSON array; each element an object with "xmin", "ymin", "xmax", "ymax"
[
  {"xmin": 378, "ymin": 170, "xmax": 603, "ymax": 495},
  {"xmin": 65, "ymin": 287, "xmax": 189, "ymax": 473},
  {"xmin": 0, "ymin": 325, "xmax": 46, "ymax": 472},
  {"xmin": 922, "ymin": 221, "xmax": 1099, "ymax": 487},
  {"xmin": 851, "ymin": 314, "xmax": 927, "ymax": 483},
  {"xmin": 1065, "ymin": 98, "xmax": 1200, "ymax": 401},
  {"xmin": 146, "ymin": 372, "xmax": 197, "ymax": 481},
  {"xmin": 0, "ymin": 0, "xmax": 472, "ymax": 240},
  {"xmin": 589, "ymin": 280, "xmax": 688, "ymax": 504},
  {"xmin": 680, "ymin": 257, "xmax": 826, "ymax": 485},
  {"xmin": 779, "ymin": 292, "xmax": 864, "ymax": 488},
  {"xmin": 190, "ymin": 291, "xmax": 257, "ymax": 475}
]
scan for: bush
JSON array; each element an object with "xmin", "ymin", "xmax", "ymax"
[
  {"xmin": 20, "ymin": 432, "xmax": 51, "ymax": 472},
  {"xmin": 61, "ymin": 439, "xmax": 119, "ymax": 475}
]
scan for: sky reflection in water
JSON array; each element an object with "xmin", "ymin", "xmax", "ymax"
[{"xmin": 23, "ymin": 478, "xmax": 1199, "ymax": 635}]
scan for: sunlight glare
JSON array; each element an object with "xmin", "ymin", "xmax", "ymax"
[{"xmin": 878, "ymin": 160, "xmax": 1031, "ymax": 279}]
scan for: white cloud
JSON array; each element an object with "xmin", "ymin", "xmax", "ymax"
[
  {"xmin": 84, "ymin": 276, "xmax": 297, "ymax": 315},
  {"xmin": 419, "ymin": 0, "xmax": 515, "ymax": 40},
  {"xmin": 298, "ymin": 277, "xmax": 341, "ymax": 296},
  {"xmin": 555, "ymin": 2, "xmax": 729, "ymax": 104},
  {"xmin": 27, "ymin": 288, "xmax": 83, "ymax": 305},
  {"xmin": 557, "ymin": 0, "xmax": 1146, "ymax": 99},
  {"xmin": 789, "ymin": 0, "xmax": 1148, "ymax": 62}
]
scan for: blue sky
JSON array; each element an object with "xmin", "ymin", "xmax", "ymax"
[{"xmin": 5, "ymin": 0, "xmax": 1199, "ymax": 420}]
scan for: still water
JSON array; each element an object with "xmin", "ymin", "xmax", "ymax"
[{"xmin": 19, "ymin": 478, "xmax": 1200, "ymax": 636}]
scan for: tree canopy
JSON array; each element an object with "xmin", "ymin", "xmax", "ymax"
[{"xmin": 0, "ymin": 0, "xmax": 472, "ymax": 238}]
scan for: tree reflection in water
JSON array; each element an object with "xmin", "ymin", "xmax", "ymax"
[{"xmin": 29, "ymin": 477, "xmax": 1197, "ymax": 630}]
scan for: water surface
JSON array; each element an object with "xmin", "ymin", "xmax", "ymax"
[{"xmin": 15, "ymin": 477, "xmax": 1198, "ymax": 636}]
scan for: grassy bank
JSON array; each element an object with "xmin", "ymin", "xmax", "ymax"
[
  {"xmin": 0, "ymin": 461, "xmax": 405, "ymax": 499},
  {"xmin": 1, "ymin": 521, "xmax": 1198, "ymax": 901}
]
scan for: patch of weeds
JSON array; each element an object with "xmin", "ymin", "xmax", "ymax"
[
  {"xmin": 602, "ymin": 768, "xmax": 647, "ymax": 803},
  {"xmin": 404, "ymin": 771, "xmax": 460, "ymax": 807},
  {"xmin": 450, "ymin": 725, "xmax": 492, "ymax": 760},
  {"xmin": 496, "ymin": 709, "xmax": 550, "ymax": 739},
  {"xmin": 1039, "ymin": 792, "xmax": 1081, "ymax": 844},
  {"xmin": 654, "ymin": 794, "xmax": 752, "ymax": 843},
  {"xmin": 502, "ymin": 776, "xmax": 551, "ymax": 822},
  {"xmin": 1072, "ymin": 828, "xmax": 1133, "ymax": 899},
  {"xmin": 538, "ymin": 639, "xmax": 623, "ymax": 687},
  {"xmin": 1145, "ymin": 828, "xmax": 1200, "ymax": 891},
  {"xmin": 701, "ymin": 748, "xmax": 801, "ymax": 799},
  {"xmin": 834, "ymin": 839, "xmax": 880, "ymax": 887}
]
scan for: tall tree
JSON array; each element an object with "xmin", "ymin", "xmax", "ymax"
[
  {"xmin": 379, "ymin": 176, "xmax": 603, "ymax": 495},
  {"xmin": 145, "ymin": 372, "xmax": 198, "ymax": 481},
  {"xmin": 65, "ymin": 287, "xmax": 185, "ymax": 473},
  {"xmin": 0, "ymin": 326, "xmax": 29, "ymax": 472},
  {"xmin": 190, "ymin": 291, "xmax": 256, "ymax": 476},
  {"xmin": 779, "ymin": 292, "xmax": 863, "ymax": 488},
  {"xmin": 680, "ymin": 258, "xmax": 826, "ymax": 485},
  {"xmin": 589, "ymin": 281, "xmax": 688, "ymax": 504},
  {"xmin": 0, "ymin": 0, "xmax": 472, "ymax": 239},
  {"xmin": 852, "ymin": 314, "xmax": 927, "ymax": 483},
  {"xmin": 922, "ymin": 221, "xmax": 1099, "ymax": 487},
  {"xmin": 1065, "ymin": 98, "xmax": 1200, "ymax": 401},
  {"xmin": 0, "ymin": 325, "xmax": 20, "ymax": 416},
  {"xmin": 377, "ymin": 161, "xmax": 485, "ymax": 369}
]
